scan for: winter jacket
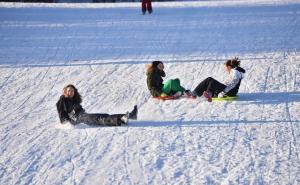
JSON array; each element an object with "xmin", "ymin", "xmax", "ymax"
[
  {"xmin": 146, "ymin": 68, "xmax": 166, "ymax": 97},
  {"xmin": 56, "ymin": 95, "xmax": 85, "ymax": 123},
  {"xmin": 223, "ymin": 67, "xmax": 246, "ymax": 96}
]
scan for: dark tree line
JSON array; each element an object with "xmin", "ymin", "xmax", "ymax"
[
  {"xmin": 0, "ymin": 0, "xmax": 173, "ymax": 2},
  {"xmin": 0, "ymin": 0, "xmax": 55, "ymax": 2}
]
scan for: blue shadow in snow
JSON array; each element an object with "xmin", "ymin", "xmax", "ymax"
[
  {"xmin": 237, "ymin": 92, "xmax": 300, "ymax": 104},
  {"xmin": 74, "ymin": 92, "xmax": 300, "ymax": 129},
  {"xmin": 74, "ymin": 119, "xmax": 298, "ymax": 129},
  {"xmin": 1, "ymin": 4, "xmax": 300, "ymax": 66},
  {"xmin": 0, "ymin": 56, "xmax": 273, "ymax": 68},
  {"xmin": 129, "ymin": 92, "xmax": 300, "ymax": 128},
  {"xmin": 128, "ymin": 119, "xmax": 298, "ymax": 128}
]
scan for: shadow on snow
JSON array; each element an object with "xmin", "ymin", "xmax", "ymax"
[
  {"xmin": 0, "ymin": 56, "xmax": 276, "ymax": 68},
  {"xmin": 74, "ymin": 92, "xmax": 300, "ymax": 129},
  {"xmin": 128, "ymin": 119, "xmax": 298, "ymax": 128},
  {"xmin": 73, "ymin": 119, "xmax": 298, "ymax": 129},
  {"xmin": 237, "ymin": 92, "xmax": 300, "ymax": 104}
]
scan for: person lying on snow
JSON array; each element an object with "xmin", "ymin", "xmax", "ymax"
[
  {"xmin": 146, "ymin": 60, "xmax": 193, "ymax": 99},
  {"xmin": 192, "ymin": 58, "xmax": 246, "ymax": 102},
  {"xmin": 56, "ymin": 84, "xmax": 137, "ymax": 126}
]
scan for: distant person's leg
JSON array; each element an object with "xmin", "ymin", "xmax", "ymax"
[
  {"xmin": 141, "ymin": 0, "xmax": 147, "ymax": 14},
  {"xmin": 147, "ymin": 0, "xmax": 152, "ymax": 14}
]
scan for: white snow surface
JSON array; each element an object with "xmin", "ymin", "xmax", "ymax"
[{"xmin": 1, "ymin": 1, "xmax": 300, "ymax": 184}]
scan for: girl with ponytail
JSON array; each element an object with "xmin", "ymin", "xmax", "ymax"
[{"xmin": 192, "ymin": 58, "xmax": 246, "ymax": 102}]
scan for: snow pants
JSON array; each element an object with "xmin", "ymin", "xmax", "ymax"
[
  {"xmin": 77, "ymin": 113, "xmax": 125, "ymax": 126},
  {"xmin": 193, "ymin": 77, "xmax": 226, "ymax": 97},
  {"xmin": 162, "ymin": 79, "xmax": 186, "ymax": 95},
  {"xmin": 141, "ymin": 0, "xmax": 152, "ymax": 14}
]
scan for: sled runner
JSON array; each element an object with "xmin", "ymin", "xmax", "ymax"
[
  {"xmin": 212, "ymin": 96, "xmax": 238, "ymax": 102},
  {"xmin": 153, "ymin": 96, "xmax": 179, "ymax": 100}
]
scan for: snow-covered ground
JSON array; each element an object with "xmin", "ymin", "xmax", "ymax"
[{"xmin": 1, "ymin": 1, "xmax": 300, "ymax": 184}]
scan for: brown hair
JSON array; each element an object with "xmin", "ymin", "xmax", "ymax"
[
  {"xmin": 146, "ymin": 61, "xmax": 163, "ymax": 73},
  {"xmin": 63, "ymin": 84, "xmax": 82, "ymax": 103},
  {"xmin": 225, "ymin": 58, "xmax": 240, "ymax": 68}
]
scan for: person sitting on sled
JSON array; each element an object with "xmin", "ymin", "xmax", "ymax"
[
  {"xmin": 56, "ymin": 84, "xmax": 137, "ymax": 126},
  {"xmin": 146, "ymin": 61, "xmax": 193, "ymax": 98},
  {"xmin": 192, "ymin": 58, "xmax": 246, "ymax": 102}
]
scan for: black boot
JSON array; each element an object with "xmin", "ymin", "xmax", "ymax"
[{"xmin": 129, "ymin": 105, "xmax": 138, "ymax": 120}]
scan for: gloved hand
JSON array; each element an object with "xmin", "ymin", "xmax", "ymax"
[
  {"xmin": 160, "ymin": 93, "xmax": 167, "ymax": 97},
  {"xmin": 218, "ymin": 91, "xmax": 225, "ymax": 98},
  {"xmin": 62, "ymin": 119, "xmax": 78, "ymax": 126},
  {"xmin": 62, "ymin": 119, "xmax": 72, "ymax": 125}
]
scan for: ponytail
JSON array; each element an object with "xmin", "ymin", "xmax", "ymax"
[{"xmin": 225, "ymin": 57, "xmax": 240, "ymax": 68}]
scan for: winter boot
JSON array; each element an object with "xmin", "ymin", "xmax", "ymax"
[
  {"xmin": 129, "ymin": 105, "xmax": 138, "ymax": 120},
  {"xmin": 203, "ymin": 91, "xmax": 212, "ymax": 102},
  {"xmin": 184, "ymin": 90, "xmax": 197, "ymax": 98}
]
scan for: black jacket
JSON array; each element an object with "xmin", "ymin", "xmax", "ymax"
[
  {"xmin": 147, "ymin": 68, "xmax": 166, "ymax": 97},
  {"xmin": 56, "ymin": 95, "xmax": 84, "ymax": 123}
]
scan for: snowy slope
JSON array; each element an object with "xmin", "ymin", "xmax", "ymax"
[{"xmin": 0, "ymin": 1, "xmax": 300, "ymax": 185}]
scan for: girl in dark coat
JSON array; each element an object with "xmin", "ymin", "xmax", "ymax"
[
  {"xmin": 192, "ymin": 58, "xmax": 246, "ymax": 102},
  {"xmin": 146, "ymin": 61, "xmax": 192, "ymax": 98},
  {"xmin": 56, "ymin": 84, "xmax": 137, "ymax": 126}
]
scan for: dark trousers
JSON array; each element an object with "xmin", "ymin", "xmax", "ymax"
[
  {"xmin": 142, "ymin": 0, "xmax": 152, "ymax": 14},
  {"xmin": 193, "ymin": 77, "xmax": 226, "ymax": 97},
  {"xmin": 77, "ymin": 113, "xmax": 125, "ymax": 126}
]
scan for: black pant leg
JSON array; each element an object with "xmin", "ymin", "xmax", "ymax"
[
  {"xmin": 78, "ymin": 113, "xmax": 122, "ymax": 126},
  {"xmin": 207, "ymin": 79, "xmax": 226, "ymax": 97},
  {"xmin": 193, "ymin": 77, "xmax": 214, "ymax": 96},
  {"xmin": 110, "ymin": 114, "xmax": 127, "ymax": 124},
  {"xmin": 193, "ymin": 77, "xmax": 226, "ymax": 97}
]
